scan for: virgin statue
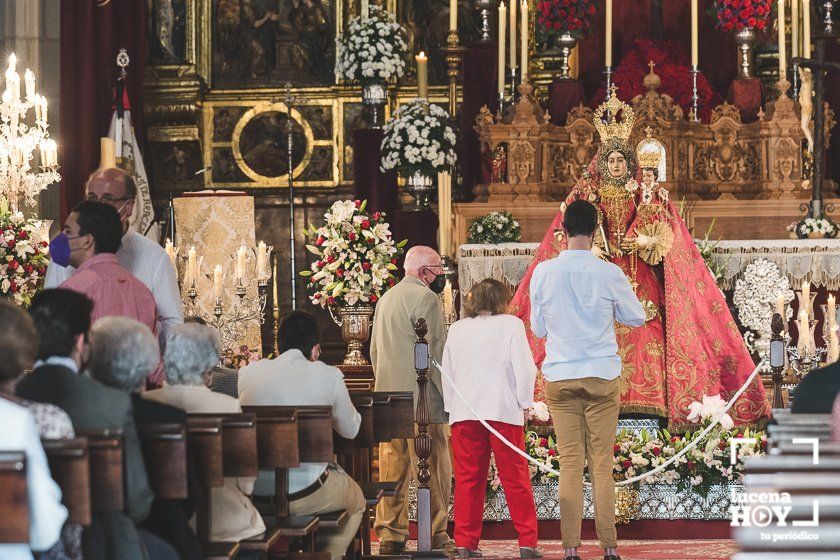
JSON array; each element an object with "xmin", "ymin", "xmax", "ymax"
[{"xmin": 509, "ymin": 87, "xmax": 769, "ymax": 429}]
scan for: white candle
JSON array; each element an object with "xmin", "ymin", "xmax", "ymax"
[
  {"xmin": 213, "ymin": 264, "xmax": 224, "ymax": 300},
  {"xmin": 803, "ymin": 0, "xmax": 811, "ymax": 58},
  {"xmin": 450, "ymin": 0, "xmax": 457, "ymax": 32},
  {"xmin": 605, "ymin": 0, "xmax": 613, "ymax": 67},
  {"xmin": 443, "ymin": 279, "xmax": 454, "ymax": 322},
  {"xmin": 498, "ymin": 2, "xmax": 507, "ymax": 96},
  {"xmin": 691, "ymin": 0, "xmax": 699, "ymax": 67},
  {"xmin": 828, "ymin": 292, "xmax": 836, "ymax": 331},
  {"xmin": 510, "ymin": 0, "xmax": 517, "ymax": 69},
  {"xmin": 776, "ymin": 294, "xmax": 786, "ymax": 316},
  {"xmin": 778, "ymin": 0, "xmax": 787, "ymax": 81},
  {"xmin": 520, "ymin": 0, "xmax": 528, "ymax": 77},
  {"xmin": 24, "ymin": 68, "xmax": 34, "ymax": 101},
  {"xmin": 256, "ymin": 241, "xmax": 268, "ymax": 280},
  {"xmin": 236, "ymin": 245, "xmax": 248, "ymax": 286},
  {"xmin": 798, "ymin": 309, "xmax": 809, "ymax": 355},
  {"xmin": 829, "ymin": 328, "xmax": 839, "ymax": 363},
  {"xmin": 416, "ymin": 51, "xmax": 428, "ymax": 98},
  {"xmin": 40, "ymin": 97, "xmax": 47, "ymax": 123},
  {"xmin": 165, "ymin": 238, "xmax": 178, "ymax": 271},
  {"xmin": 802, "ymin": 281, "xmax": 811, "ymax": 315},
  {"xmin": 791, "ymin": 0, "xmax": 799, "ymax": 58},
  {"xmin": 361, "ymin": 0, "xmax": 369, "ymax": 19},
  {"xmin": 187, "ymin": 246, "xmax": 197, "ymax": 287}
]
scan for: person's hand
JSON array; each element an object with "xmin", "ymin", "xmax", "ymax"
[{"xmin": 269, "ymin": 11, "xmax": 281, "ymax": 21}]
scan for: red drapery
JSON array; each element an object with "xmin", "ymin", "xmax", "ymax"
[{"xmin": 59, "ymin": 0, "xmax": 147, "ymax": 220}]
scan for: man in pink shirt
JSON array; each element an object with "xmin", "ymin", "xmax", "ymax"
[{"xmin": 56, "ymin": 200, "xmax": 158, "ymax": 341}]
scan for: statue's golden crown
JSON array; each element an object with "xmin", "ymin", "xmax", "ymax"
[
  {"xmin": 593, "ymin": 85, "xmax": 635, "ymax": 143},
  {"xmin": 636, "ymin": 127, "xmax": 662, "ymax": 169}
]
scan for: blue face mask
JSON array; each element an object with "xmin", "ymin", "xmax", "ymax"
[{"xmin": 49, "ymin": 232, "xmax": 82, "ymax": 268}]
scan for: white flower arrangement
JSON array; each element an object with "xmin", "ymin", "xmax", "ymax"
[
  {"xmin": 300, "ymin": 199, "xmax": 406, "ymax": 307},
  {"xmin": 525, "ymin": 401, "xmax": 550, "ymax": 423},
  {"xmin": 380, "ymin": 99, "xmax": 457, "ymax": 177},
  {"xmin": 796, "ymin": 216, "xmax": 837, "ymax": 238},
  {"xmin": 732, "ymin": 258, "xmax": 794, "ymax": 356},
  {"xmin": 0, "ymin": 197, "xmax": 50, "ymax": 306},
  {"xmin": 467, "ymin": 211, "xmax": 522, "ymax": 244},
  {"xmin": 335, "ymin": 6, "xmax": 408, "ymax": 86},
  {"xmin": 686, "ymin": 394, "xmax": 735, "ymax": 431}
]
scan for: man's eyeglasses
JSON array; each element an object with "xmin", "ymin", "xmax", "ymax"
[{"xmin": 84, "ymin": 194, "xmax": 132, "ymax": 204}]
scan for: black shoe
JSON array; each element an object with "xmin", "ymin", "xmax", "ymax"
[
  {"xmin": 604, "ymin": 555, "xmax": 621, "ymax": 560},
  {"xmin": 378, "ymin": 540, "xmax": 407, "ymax": 555}
]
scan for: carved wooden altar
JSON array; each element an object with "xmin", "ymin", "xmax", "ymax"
[{"xmin": 473, "ymin": 68, "xmax": 835, "ymax": 204}]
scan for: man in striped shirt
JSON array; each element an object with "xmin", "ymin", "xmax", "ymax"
[{"xmin": 45, "ymin": 168, "xmax": 182, "ymax": 342}]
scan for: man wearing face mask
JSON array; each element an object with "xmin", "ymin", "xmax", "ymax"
[
  {"xmin": 44, "ymin": 168, "xmax": 183, "ymax": 345},
  {"xmin": 370, "ymin": 245, "xmax": 454, "ymax": 556},
  {"xmin": 52, "ymin": 201, "xmax": 158, "ymax": 342}
]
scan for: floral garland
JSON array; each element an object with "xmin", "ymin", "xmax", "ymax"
[
  {"xmin": 301, "ymin": 199, "xmax": 405, "ymax": 307},
  {"xmin": 535, "ymin": 0, "xmax": 598, "ymax": 39},
  {"xmin": 467, "ymin": 211, "xmax": 522, "ymax": 244},
  {"xmin": 380, "ymin": 99, "xmax": 457, "ymax": 178},
  {"xmin": 489, "ymin": 395, "xmax": 766, "ymax": 499},
  {"xmin": 0, "ymin": 197, "xmax": 49, "ymax": 306},
  {"xmin": 732, "ymin": 258, "xmax": 794, "ymax": 355},
  {"xmin": 335, "ymin": 6, "xmax": 408, "ymax": 86},
  {"xmin": 712, "ymin": 0, "xmax": 772, "ymax": 32}
]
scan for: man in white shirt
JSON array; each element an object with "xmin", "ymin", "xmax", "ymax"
[
  {"xmin": 0, "ymin": 299, "xmax": 67, "ymax": 560},
  {"xmin": 238, "ymin": 310, "xmax": 363, "ymax": 560},
  {"xmin": 530, "ymin": 200, "xmax": 646, "ymax": 560},
  {"xmin": 44, "ymin": 168, "xmax": 182, "ymax": 343}
]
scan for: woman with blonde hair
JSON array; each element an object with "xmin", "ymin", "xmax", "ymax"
[{"xmin": 442, "ymin": 278, "xmax": 541, "ymax": 559}]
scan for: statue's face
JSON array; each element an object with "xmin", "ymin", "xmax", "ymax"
[
  {"xmin": 607, "ymin": 150, "xmax": 628, "ymax": 179},
  {"xmin": 642, "ymin": 169, "xmax": 656, "ymax": 186}
]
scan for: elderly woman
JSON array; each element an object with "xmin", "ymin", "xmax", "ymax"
[
  {"xmin": 442, "ymin": 279, "xmax": 541, "ymax": 559},
  {"xmin": 144, "ymin": 323, "xmax": 266, "ymax": 542},
  {"xmin": 88, "ymin": 317, "xmax": 201, "ymax": 560}
]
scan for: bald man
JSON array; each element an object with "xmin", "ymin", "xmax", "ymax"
[
  {"xmin": 45, "ymin": 168, "xmax": 183, "ymax": 346},
  {"xmin": 371, "ymin": 246, "xmax": 454, "ymax": 555}
]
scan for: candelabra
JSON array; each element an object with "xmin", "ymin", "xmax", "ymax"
[
  {"xmin": 604, "ymin": 66, "xmax": 613, "ymax": 95},
  {"xmin": 0, "ymin": 53, "xmax": 59, "ymax": 212},
  {"xmin": 690, "ymin": 65, "xmax": 700, "ymax": 123},
  {"xmin": 441, "ymin": 30, "xmax": 466, "ymax": 119},
  {"xmin": 472, "ymin": 0, "xmax": 495, "ymax": 42},
  {"xmin": 440, "ymin": 255, "xmax": 459, "ymax": 329},
  {"xmin": 173, "ymin": 241, "xmax": 274, "ymax": 352}
]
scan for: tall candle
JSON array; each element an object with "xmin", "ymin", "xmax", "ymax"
[
  {"xmin": 605, "ymin": 0, "xmax": 613, "ymax": 67},
  {"xmin": 498, "ymin": 2, "xmax": 507, "ymax": 96},
  {"xmin": 803, "ymin": 0, "xmax": 811, "ymax": 58},
  {"xmin": 510, "ymin": 0, "xmax": 517, "ymax": 69},
  {"xmin": 416, "ymin": 51, "xmax": 428, "ymax": 98},
  {"xmin": 778, "ymin": 0, "xmax": 787, "ymax": 81},
  {"xmin": 24, "ymin": 68, "xmax": 34, "ymax": 100},
  {"xmin": 255, "ymin": 241, "xmax": 267, "ymax": 280},
  {"xmin": 691, "ymin": 0, "xmax": 699, "ymax": 67},
  {"xmin": 165, "ymin": 238, "xmax": 178, "ymax": 274},
  {"xmin": 776, "ymin": 294, "xmax": 786, "ymax": 316},
  {"xmin": 450, "ymin": 0, "xmax": 457, "ymax": 31},
  {"xmin": 187, "ymin": 246, "xmax": 197, "ymax": 287},
  {"xmin": 236, "ymin": 245, "xmax": 248, "ymax": 285},
  {"xmin": 829, "ymin": 328, "xmax": 839, "ymax": 363},
  {"xmin": 798, "ymin": 309, "xmax": 809, "ymax": 355},
  {"xmin": 443, "ymin": 279, "xmax": 454, "ymax": 323},
  {"xmin": 272, "ymin": 254, "xmax": 279, "ymax": 307},
  {"xmin": 361, "ymin": 0, "xmax": 369, "ymax": 19},
  {"xmin": 213, "ymin": 264, "xmax": 224, "ymax": 300},
  {"xmin": 802, "ymin": 281, "xmax": 811, "ymax": 315},
  {"xmin": 828, "ymin": 292, "xmax": 837, "ymax": 331},
  {"xmin": 520, "ymin": 0, "xmax": 528, "ymax": 77},
  {"xmin": 791, "ymin": 0, "xmax": 799, "ymax": 58}
]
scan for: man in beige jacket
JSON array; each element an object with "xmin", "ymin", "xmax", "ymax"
[{"xmin": 371, "ymin": 245, "xmax": 453, "ymax": 555}]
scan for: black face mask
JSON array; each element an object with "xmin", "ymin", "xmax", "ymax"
[{"xmin": 427, "ymin": 273, "xmax": 447, "ymax": 294}]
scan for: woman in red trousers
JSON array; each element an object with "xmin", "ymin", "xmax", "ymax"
[{"xmin": 442, "ymin": 278, "xmax": 542, "ymax": 559}]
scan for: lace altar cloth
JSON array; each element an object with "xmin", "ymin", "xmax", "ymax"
[{"xmin": 457, "ymin": 243, "xmax": 540, "ymax": 303}]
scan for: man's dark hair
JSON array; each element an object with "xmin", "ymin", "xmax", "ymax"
[
  {"xmin": 563, "ymin": 200, "xmax": 598, "ymax": 238},
  {"xmin": 277, "ymin": 310, "xmax": 321, "ymax": 356},
  {"xmin": 29, "ymin": 289, "xmax": 93, "ymax": 360},
  {"xmin": 72, "ymin": 200, "xmax": 123, "ymax": 254}
]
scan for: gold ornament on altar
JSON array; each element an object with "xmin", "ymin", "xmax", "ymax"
[
  {"xmin": 636, "ymin": 127, "xmax": 662, "ymax": 170},
  {"xmin": 593, "ymin": 85, "xmax": 635, "ymax": 145}
]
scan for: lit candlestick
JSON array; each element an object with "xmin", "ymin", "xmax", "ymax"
[
  {"xmin": 24, "ymin": 68, "xmax": 34, "ymax": 101},
  {"xmin": 802, "ymin": 281, "xmax": 811, "ymax": 315},
  {"xmin": 164, "ymin": 239, "xmax": 179, "ymax": 281},
  {"xmin": 236, "ymin": 245, "xmax": 248, "ymax": 286},
  {"xmin": 272, "ymin": 254, "xmax": 279, "ymax": 307},
  {"xmin": 187, "ymin": 246, "xmax": 197, "ymax": 288},
  {"xmin": 520, "ymin": 0, "xmax": 528, "ymax": 77},
  {"xmin": 498, "ymin": 2, "xmax": 506, "ymax": 97},
  {"xmin": 791, "ymin": 0, "xmax": 799, "ymax": 59},
  {"xmin": 510, "ymin": 0, "xmax": 517, "ymax": 69},
  {"xmin": 256, "ymin": 241, "xmax": 269, "ymax": 280},
  {"xmin": 32, "ymin": 94, "xmax": 41, "ymax": 121},
  {"xmin": 776, "ymin": 294, "xmax": 786, "ymax": 317},
  {"xmin": 213, "ymin": 264, "xmax": 224, "ymax": 300},
  {"xmin": 691, "ymin": 0, "xmax": 699, "ymax": 67},
  {"xmin": 605, "ymin": 0, "xmax": 613, "ymax": 67},
  {"xmin": 803, "ymin": 0, "xmax": 811, "ymax": 58},
  {"xmin": 778, "ymin": 0, "xmax": 787, "ymax": 81},
  {"xmin": 416, "ymin": 51, "xmax": 428, "ymax": 99},
  {"xmin": 40, "ymin": 96, "xmax": 47, "ymax": 123},
  {"xmin": 443, "ymin": 279, "xmax": 454, "ymax": 322},
  {"xmin": 449, "ymin": 0, "xmax": 457, "ymax": 32}
]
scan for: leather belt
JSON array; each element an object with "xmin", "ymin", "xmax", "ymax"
[{"xmin": 288, "ymin": 468, "xmax": 330, "ymax": 501}]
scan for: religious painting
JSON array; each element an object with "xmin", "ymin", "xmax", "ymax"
[
  {"xmin": 213, "ymin": 0, "xmax": 336, "ymax": 87},
  {"xmin": 213, "ymin": 107, "xmax": 247, "ymax": 142},
  {"xmin": 150, "ymin": 0, "xmax": 189, "ymax": 63},
  {"xmin": 212, "ymin": 147, "xmax": 251, "ymax": 183},
  {"xmin": 341, "ymin": 102, "xmax": 374, "ymax": 180},
  {"xmin": 236, "ymin": 111, "xmax": 310, "ymax": 178},
  {"xmin": 148, "ymin": 140, "xmax": 204, "ymax": 191}
]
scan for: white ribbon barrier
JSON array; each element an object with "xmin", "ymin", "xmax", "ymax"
[{"xmin": 432, "ymin": 356, "xmax": 766, "ymax": 487}]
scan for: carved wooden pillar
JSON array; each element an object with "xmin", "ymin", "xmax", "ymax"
[
  {"xmin": 413, "ymin": 318, "xmax": 432, "ymax": 552},
  {"xmin": 769, "ymin": 313, "xmax": 787, "ymax": 409}
]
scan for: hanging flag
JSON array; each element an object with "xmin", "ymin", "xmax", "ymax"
[{"xmin": 108, "ymin": 48, "xmax": 157, "ymax": 239}]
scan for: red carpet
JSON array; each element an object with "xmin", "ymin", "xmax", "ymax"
[{"xmin": 375, "ymin": 539, "xmax": 737, "ymax": 559}]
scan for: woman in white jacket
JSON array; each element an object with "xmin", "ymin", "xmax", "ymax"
[{"xmin": 442, "ymin": 279, "xmax": 541, "ymax": 559}]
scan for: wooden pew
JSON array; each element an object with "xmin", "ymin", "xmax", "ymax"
[
  {"xmin": 186, "ymin": 416, "xmax": 240, "ymax": 560},
  {"xmin": 770, "ymin": 441, "xmax": 840, "ymax": 456},
  {"xmin": 743, "ymin": 455, "xmax": 840, "ymax": 474},
  {"xmin": 42, "ymin": 437, "xmax": 91, "ymax": 526},
  {"xmin": 0, "ymin": 451, "xmax": 28, "ymax": 543},
  {"xmin": 76, "ymin": 428, "xmax": 124, "ymax": 512},
  {"xmin": 745, "ymin": 472, "xmax": 840, "ymax": 495},
  {"xmin": 137, "ymin": 423, "xmax": 188, "ymax": 500}
]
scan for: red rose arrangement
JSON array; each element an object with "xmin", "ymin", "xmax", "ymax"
[
  {"xmin": 0, "ymin": 197, "xmax": 50, "ymax": 306},
  {"xmin": 536, "ymin": 0, "xmax": 597, "ymax": 38},
  {"xmin": 713, "ymin": 0, "xmax": 771, "ymax": 32}
]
